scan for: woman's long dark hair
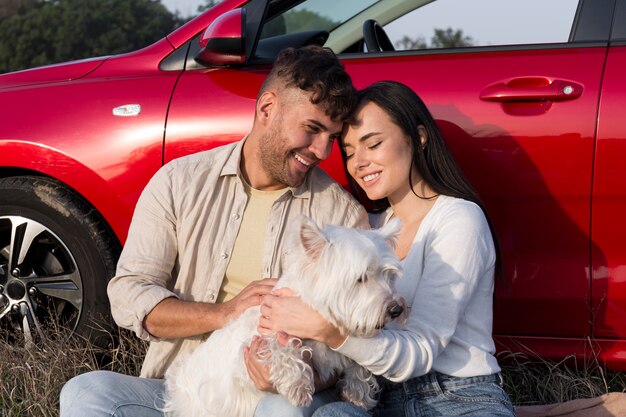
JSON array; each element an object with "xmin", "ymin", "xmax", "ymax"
[{"xmin": 340, "ymin": 81, "xmax": 502, "ymax": 277}]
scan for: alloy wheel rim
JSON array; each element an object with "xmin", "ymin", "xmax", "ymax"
[{"xmin": 0, "ymin": 215, "xmax": 83, "ymax": 347}]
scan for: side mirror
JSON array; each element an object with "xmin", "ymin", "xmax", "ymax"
[{"xmin": 195, "ymin": 8, "xmax": 246, "ymax": 66}]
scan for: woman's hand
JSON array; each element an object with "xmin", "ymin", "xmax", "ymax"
[
  {"xmin": 243, "ymin": 335, "xmax": 277, "ymax": 393},
  {"xmin": 258, "ymin": 288, "xmax": 348, "ymax": 349},
  {"xmin": 243, "ymin": 334, "xmax": 337, "ymax": 393}
]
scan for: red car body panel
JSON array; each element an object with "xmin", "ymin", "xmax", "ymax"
[
  {"xmin": 0, "ymin": 39, "xmax": 179, "ymax": 241},
  {"xmin": 593, "ymin": 46, "xmax": 626, "ymax": 340},
  {"xmin": 339, "ymin": 49, "xmax": 604, "ymax": 341},
  {"xmin": 1, "ymin": 0, "xmax": 626, "ymax": 369},
  {"xmin": 0, "ymin": 58, "xmax": 105, "ymax": 88}
]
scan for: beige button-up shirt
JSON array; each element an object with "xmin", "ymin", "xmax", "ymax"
[{"xmin": 107, "ymin": 139, "xmax": 368, "ymax": 378}]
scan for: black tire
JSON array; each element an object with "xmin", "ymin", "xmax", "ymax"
[{"xmin": 0, "ymin": 176, "xmax": 121, "ymax": 347}]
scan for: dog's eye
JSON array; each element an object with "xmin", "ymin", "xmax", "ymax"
[{"xmin": 357, "ymin": 274, "xmax": 368, "ymax": 284}]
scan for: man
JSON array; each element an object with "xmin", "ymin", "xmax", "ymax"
[{"xmin": 59, "ymin": 45, "xmax": 368, "ymax": 416}]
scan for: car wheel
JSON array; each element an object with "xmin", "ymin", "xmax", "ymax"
[{"xmin": 0, "ymin": 176, "xmax": 121, "ymax": 347}]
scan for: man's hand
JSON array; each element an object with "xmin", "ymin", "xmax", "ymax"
[
  {"xmin": 219, "ymin": 278, "xmax": 278, "ymax": 327},
  {"xmin": 243, "ymin": 335, "xmax": 277, "ymax": 393},
  {"xmin": 143, "ymin": 278, "xmax": 277, "ymax": 339}
]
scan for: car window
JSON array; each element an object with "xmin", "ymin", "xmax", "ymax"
[
  {"xmin": 260, "ymin": 0, "xmax": 378, "ymax": 38},
  {"xmin": 384, "ymin": 0, "xmax": 580, "ymax": 50}
]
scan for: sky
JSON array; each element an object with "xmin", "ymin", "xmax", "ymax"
[
  {"xmin": 161, "ymin": 0, "xmax": 204, "ymax": 18},
  {"xmin": 160, "ymin": 0, "xmax": 578, "ymax": 46}
]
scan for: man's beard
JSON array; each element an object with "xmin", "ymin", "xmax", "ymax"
[{"xmin": 258, "ymin": 115, "xmax": 305, "ymax": 188}]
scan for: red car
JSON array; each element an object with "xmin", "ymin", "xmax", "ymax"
[{"xmin": 1, "ymin": 0, "xmax": 625, "ymax": 368}]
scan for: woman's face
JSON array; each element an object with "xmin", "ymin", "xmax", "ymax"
[{"xmin": 342, "ymin": 101, "xmax": 419, "ymax": 203}]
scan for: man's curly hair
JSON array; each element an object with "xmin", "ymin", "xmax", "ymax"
[{"xmin": 259, "ymin": 45, "xmax": 357, "ymax": 122}]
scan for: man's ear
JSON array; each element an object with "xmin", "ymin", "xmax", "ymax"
[{"xmin": 256, "ymin": 91, "xmax": 276, "ymax": 126}]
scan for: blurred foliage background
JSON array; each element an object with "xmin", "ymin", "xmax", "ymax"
[{"xmin": 0, "ymin": 0, "xmax": 213, "ymax": 74}]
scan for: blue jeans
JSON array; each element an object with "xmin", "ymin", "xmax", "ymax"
[
  {"xmin": 61, "ymin": 370, "xmax": 339, "ymax": 417},
  {"xmin": 255, "ymin": 389, "xmax": 342, "ymax": 417},
  {"xmin": 59, "ymin": 371, "xmax": 165, "ymax": 417},
  {"xmin": 312, "ymin": 372, "xmax": 515, "ymax": 417}
]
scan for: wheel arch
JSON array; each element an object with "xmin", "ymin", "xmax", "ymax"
[{"xmin": 0, "ymin": 141, "xmax": 130, "ymax": 246}]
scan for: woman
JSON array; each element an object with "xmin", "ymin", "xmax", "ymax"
[{"xmin": 252, "ymin": 81, "xmax": 515, "ymax": 417}]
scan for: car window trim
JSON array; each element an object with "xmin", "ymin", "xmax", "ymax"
[
  {"xmin": 571, "ymin": 0, "xmax": 615, "ymax": 42},
  {"xmin": 611, "ymin": 0, "xmax": 626, "ymax": 41},
  {"xmin": 337, "ymin": 41, "xmax": 610, "ymax": 61}
]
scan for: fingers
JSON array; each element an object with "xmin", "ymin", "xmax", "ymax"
[
  {"xmin": 235, "ymin": 280, "xmax": 278, "ymax": 311},
  {"xmin": 258, "ymin": 296, "xmax": 277, "ymax": 335},
  {"xmin": 276, "ymin": 331, "xmax": 290, "ymax": 346},
  {"xmin": 254, "ymin": 278, "xmax": 279, "ymax": 288},
  {"xmin": 257, "ymin": 293, "xmax": 303, "ymax": 335},
  {"xmin": 259, "ymin": 300, "xmax": 273, "ymax": 316},
  {"xmin": 244, "ymin": 336, "xmax": 275, "ymax": 392},
  {"xmin": 258, "ymin": 308, "xmax": 273, "ymax": 335},
  {"xmin": 271, "ymin": 287, "xmax": 294, "ymax": 297},
  {"xmin": 241, "ymin": 279, "xmax": 277, "ymax": 298}
]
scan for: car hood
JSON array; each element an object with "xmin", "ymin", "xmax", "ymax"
[{"xmin": 0, "ymin": 56, "xmax": 108, "ymax": 89}]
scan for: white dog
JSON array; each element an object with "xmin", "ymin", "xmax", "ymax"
[{"xmin": 163, "ymin": 215, "xmax": 406, "ymax": 417}]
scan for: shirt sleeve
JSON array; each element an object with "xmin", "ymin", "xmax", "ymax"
[
  {"xmin": 107, "ymin": 165, "xmax": 180, "ymax": 341},
  {"xmin": 333, "ymin": 186, "xmax": 370, "ymax": 230},
  {"xmin": 346, "ymin": 203, "xmax": 370, "ymax": 230},
  {"xmin": 334, "ymin": 202, "xmax": 495, "ymax": 381}
]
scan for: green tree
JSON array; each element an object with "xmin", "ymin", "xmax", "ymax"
[
  {"xmin": 394, "ymin": 35, "xmax": 428, "ymax": 50},
  {"xmin": 0, "ymin": 0, "xmax": 39, "ymax": 19},
  {"xmin": 394, "ymin": 28, "xmax": 474, "ymax": 50},
  {"xmin": 197, "ymin": 0, "xmax": 222, "ymax": 13},
  {"xmin": 430, "ymin": 27, "xmax": 474, "ymax": 48},
  {"xmin": 261, "ymin": 9, "xmax": 338, "ymax": 39},
  {"xmin": 0, "ymin": 0, "xmax": 182, "ymax": 74}
]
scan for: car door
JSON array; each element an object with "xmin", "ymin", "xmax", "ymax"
[
  {"xmin": 342, "ymin": 0, "xmax": 609, "ymax": 342},
  {"xmin": 346, "ymin": 0, "xmax": 609, "ymax": 342}
]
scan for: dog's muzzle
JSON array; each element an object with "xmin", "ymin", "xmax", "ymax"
[{"xmin": 387, "ymin": 302, "xmax": 404, "ymax": 319}]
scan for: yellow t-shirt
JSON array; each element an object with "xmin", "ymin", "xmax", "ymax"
[{"xmin": 217, "ymin": 181, "xmax": 286, "ymax": 302}]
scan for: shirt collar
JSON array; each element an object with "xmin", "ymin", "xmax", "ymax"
[
  {"xmin": 220, "ymin": 136, "xmax": 312, "ymax": 200},
  {"xmin": 220, "ymin": 137, "xmax": 246, "ymax": 177}
]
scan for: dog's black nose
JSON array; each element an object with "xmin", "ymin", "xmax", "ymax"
[{"xmin": 388, "ymin": 303, "xmax": 404, "ymax": 319}]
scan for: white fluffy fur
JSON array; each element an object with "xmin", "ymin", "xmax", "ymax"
[{"xmin": 163, "ymin": 215, "xmax": 406, "ymax": 417}]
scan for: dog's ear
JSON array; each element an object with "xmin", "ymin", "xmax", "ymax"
[
  {"xmin": 377, "ymin": 218, "xmax": 402, "ymax": 249},
  {"xmin": 299, "ymin": 216, "xmax": 328, "ymax": 261}
]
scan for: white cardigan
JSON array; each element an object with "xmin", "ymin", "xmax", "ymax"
[{"xmin": 334, "ymin": 195, "xmax": 501, "ymax": 381}]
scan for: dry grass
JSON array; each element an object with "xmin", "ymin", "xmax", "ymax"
[
  {"xmin": 0, "ymin": 326, "xmax": 147, "ymax": 417},
  {"xmin": 500, "ymin": 350, "xmax": 626, "ymax": 406},
  {"xmin": 0, "ymin": 327, "xmax": 624, "ymax": 416}
]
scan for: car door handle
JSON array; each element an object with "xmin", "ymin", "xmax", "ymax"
[{"xmin": 480, "ymin": 78, "xmax": 583, "ymax": 102}]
